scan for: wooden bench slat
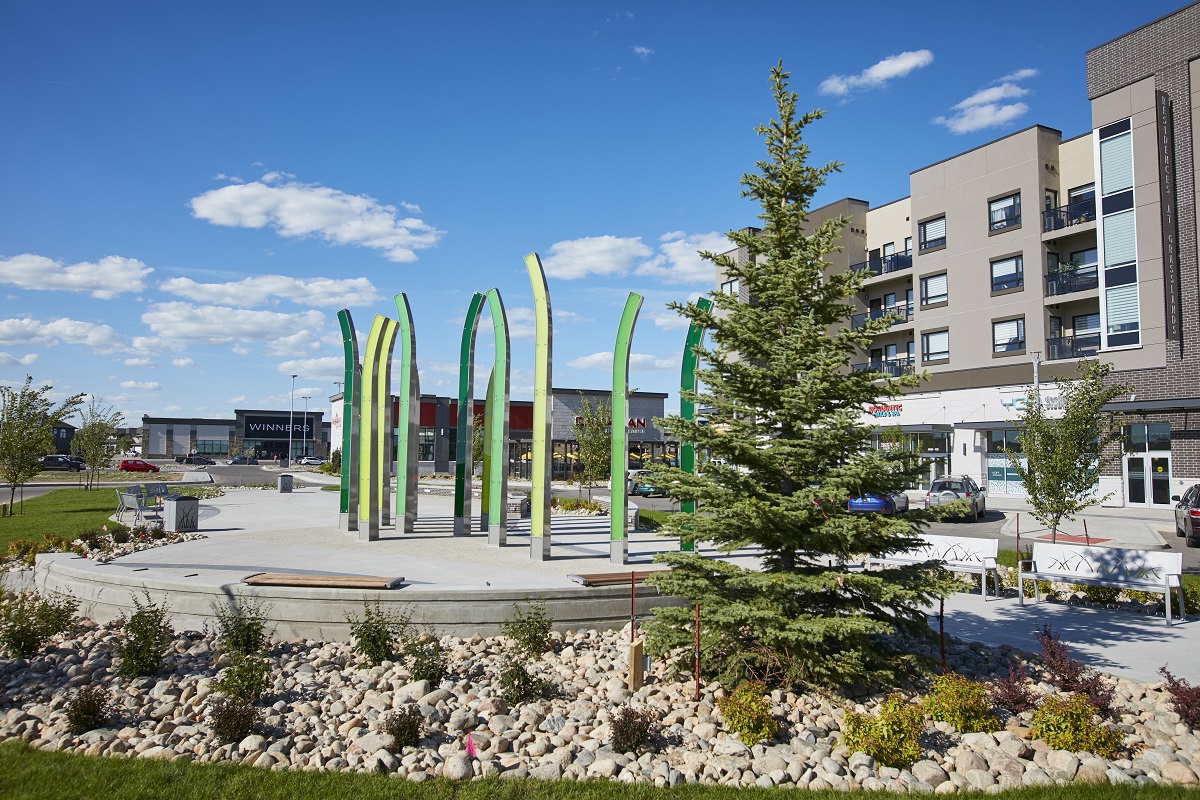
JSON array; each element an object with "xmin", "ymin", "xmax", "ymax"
[
  {"xmin": 243, "ymin": 573, "xmax": 404, "ymax": 590},
  {"xmin": 568, "ymin": 571, "xmax": 658, "ymax": 587}
]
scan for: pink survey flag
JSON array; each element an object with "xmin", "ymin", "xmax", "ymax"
[{"xmin": 465, "ymin": 733, "xmax": 476, "ymax": 757}]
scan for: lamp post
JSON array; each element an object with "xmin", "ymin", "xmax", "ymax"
[
  {"xmin": 288, "ymin": 374, "xmax": 297, "ymax": 465},
  {"xmin": 302, "ymin": 396, "xmax": 310, "ymax": 458}
]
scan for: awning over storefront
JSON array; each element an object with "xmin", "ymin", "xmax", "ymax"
[
  {"xmin": 1102, "ymin": 397, "xmax": 1200, "ymax": 413},
  {"xmin": 895, "ymin": 424, "xmax": 954, "ymax": 432},
  {"xmin": 953, "ymin": 420, "xmax": 1018, "ymax": 431}
]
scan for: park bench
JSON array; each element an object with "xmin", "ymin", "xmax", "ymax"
[
  {"xmin": 568, "ymin": 570, "xmax": 658, "ymax": 587},
  {"xmin": 865, "ymin": 534, "xmax": 1001, "ymax": 599},
  {"xmin": 243, "ymin": 573, "xmax": 405, "ymax": 589},
  {"xmin": 115, "ymin": 490, "xmax": 160, "ymax": 524},
  {"xmin": 1018, "ymin": 542, "xmax": 1185, "ymax": 625}
]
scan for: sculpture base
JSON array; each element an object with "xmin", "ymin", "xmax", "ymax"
[
  {"xmin": 530, "ymin": 535, "xmax": 551, "ymax": 561},
  {"xmin": 610, "ymin": 538, "xmax": 628, "ymax": 565}
]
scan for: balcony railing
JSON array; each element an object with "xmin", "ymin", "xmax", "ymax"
[
  {"xmin": 851, "ymin": 303, "xmax": 913, "ymax": 330},
  {"xmin": 849, "ymin": 252, "xmax": 913, "ymax": 277},
  {"xmin": 1042, "ymin": 198, "xmax": 1096, "ymax": 232},
  {"xmin": 851, "ymin": 357, "xmax": 916, "ymax": 377},
  {"xmin": 1046, "ymin": 333, "xmax": 1101, "ymax": 361},
  {"xmin": 1045, "ymin": 265, "xmax": 1099, "ymax": 296}
]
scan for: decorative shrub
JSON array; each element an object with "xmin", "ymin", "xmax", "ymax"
[
  {"xmin": 66, "ymin": 685, "xmax": 116, "ymax": 735},
  {"xmin": 922, "ymin": 673, "xmax": 999, "ymax": 732},
  {"xmin": 110, "ymin": 529, "xmax": 131, "ymax": 545},
  {"xmin": 6, "ymin": 539, "xmax": 48, "ymax": 567},
  {"xmin": 207, "ymin": 694, "xmax": 259, "ymax": 745},
  {"xmin": 1124, "ymin": 589, "xmax": 1159, "ymax": 605},
  {"xmin": 1166, "ymin": 582, "xmax": 1200, "ymax": 617},
  {"xmin": 1158, "ymin": 666, "xmax": 1200, "ymax": 730},
  {"xmin": 345, "ymin": 601, "xmax": 410, "ymax": 666},
  {"xmin": 382, "ymin": 706, "xmax": 423, "ymax": 750},
  {"xmin": 553, "ymin": 498, "xmax": 603, "ymax": 513},
  {"xmin": 0, "ymin": 590, "xmax": 79, "ymax": 658},
  {"xmin": 214, "ymin": 654, "xmax": 270, "ymax": 701},
  {"xmin": 118, "ymin": 590, "xmax": 173, "ymax": 678},
  {"xmin": 841, "ymin": 693, "xmax": 924, "ymax": 768},
  {"xmin": 1034, "ymin": 625, "xmax": 1085, "ymax": 690},
  {"xmin": 1074, "ymin": 584, "xmax": 1121, "ymax": 604},
  {"xmin": 716, "ymin": 682, "xmax": 778, "ymax": 744},
  {"xmin": 403, "ymin": 629, "xmax": 448, "ymax": 684},
  {"xmin": 501, "ymin": 600, "xmax": 553, "ymax": 660},
  {"xmin": 610, "ymin": 705, "xmax": 656, "ymax": 753},
  {"xmin": 211, "ymin": 595, "xmax": 273, "ymax": 655},
  {"xmin": 498, "ymin": 659, "xmax": 554, "ymax": 705},
  {"xmin": 1072, "ymin": 672, "xmax": 1115, "ymax": 718},
  {"xmin": 987, "ymin": 663, "xmax": 1038, "ymax": 714},
  {"xmin": 1030, "ymin": 694, "xmax": 1120, "ymax": 759}
]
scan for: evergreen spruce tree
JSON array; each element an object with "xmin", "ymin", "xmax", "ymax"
[{"xmin": 645, "ymin": 64, "xmax": 951, "ymax": 690}]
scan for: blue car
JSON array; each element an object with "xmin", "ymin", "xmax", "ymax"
[{"xmin": 847, "ymin": 492, "xmax": 909, "ymax": 515}]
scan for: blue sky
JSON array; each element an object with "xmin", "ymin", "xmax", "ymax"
[{"xmin": 0, "ymin": 0, "xmax": 1185, "ymax": 425}]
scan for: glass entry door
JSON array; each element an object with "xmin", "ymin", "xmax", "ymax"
[{"xmin": 1126, "ymin": 455, "xmax": 1171, "ymax": 506}]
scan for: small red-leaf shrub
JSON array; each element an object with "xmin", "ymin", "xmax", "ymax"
[
  {"xmin": 988, "ymin": 663, "xmax": 1038, "ymax": 713},
  {"xmin": 1034, "ymin": 625, "xmax": 1085, "ymax": 690},
  {"xmin": 1159, "ymin": 666, "xmax": 1200, "ymax": 730}
]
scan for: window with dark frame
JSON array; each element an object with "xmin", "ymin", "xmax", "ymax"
[
  {"xmin": 992, "ymin": 318, "xmax": 1025, "ymax": 353},
  {"xmin": 720, "ymin": 278, "xmax": 739, "ymax": 296},
  {"xmin": 921, "ymin": 330, "xmax": 949, "ymax": 361},
  {"xmin": 991, "ymin": 255, "xmax": 1023, "ymax": 291},
  {"xmin": 989, "ymin": 193, "xmax": 1021, "ymax": 231},
  {"xmin": 920, "ymin": 273, "xmax": 947, "ymax": 305},
  {"xmin": 918, "ymin": 216, "xmax": 946, "ymax": 250}
]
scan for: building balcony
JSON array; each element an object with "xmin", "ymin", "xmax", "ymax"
[
  {"xmin": 850, "ymin": 252, "xmax": 913, "ymax": 278},
  {"xmin": 851, "ymin": 303, "xmax": 913, "ymax": 331},
  {"xmin": 851, "ymin": 357, "xmax": 916, "ymax": 377},
  {"xmin": 1042, "ymin": 198, "xmax": 1096, "ymax": 233},
  {"xmin": 1046, "ymin": 333, "xmax": 1101, "ymax": 361},
  {"xmin": 1045, "ymin": 265, "xmax": 1099, "ymax": 297}
]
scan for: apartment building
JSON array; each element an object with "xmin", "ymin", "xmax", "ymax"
[{"xmin": 719, "ymin": 4, "xmax": 1200, "ymax": 508}]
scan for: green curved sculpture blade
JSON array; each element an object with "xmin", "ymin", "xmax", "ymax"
[
  {"xmin": 394, "ymin": 293, "xmax": 418, "ymax": 534},
  {"xmin": 610, "ymin": 292, "xmax": 643, "ymax": 564},
  {"xmin": 485, "ymin": 288, "xmax": 511, "ymax": 545},
  {"xmin": 679, "ymin": 296, "xmax": 712, "ymax": 550},
  {"xmin": 524, "ymin": 253, "xmax": 553, "ymax": 561},
  {"xmin": 337, "ymin": 310, "xmax": 361, "ymax": 531},
  {"xmin": 454, "ymin": 292, "xmax": 486, "ymax": 536}
]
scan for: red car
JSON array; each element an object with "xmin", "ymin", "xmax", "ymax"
[{"xmin": 118, "ymin": 459, "xmax": 160, "ymax": 473}]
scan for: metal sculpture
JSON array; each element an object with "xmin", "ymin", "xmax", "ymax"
[
  {"xmin": 678, "ymin": 297, "xmax": 712, "ymax": 552},
  {"xmin": 394, "ymin": 293, "xmax": 419, "ymax": 533},
  {"xmin": 483, "ymin": 289, "xmax": 511, "ymax": 545},
  {"xmin": 524, "ymin": 253, "xmax": 553, "ymax": 560},
  {"xmin": 357, "ymin": 315, "xmax": 398, "ymax": 541},
  {"xmin": 609, "ymin": 292, "xmax": 644, "ymax": 564},
  {"xmin": 454, "ymin": 293, "xmax": 486, "ymax": 536},
  {"xmin": 336, "ymin": 310, "xmax": 362, "ymax": 532}
]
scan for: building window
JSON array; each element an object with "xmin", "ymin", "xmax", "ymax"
[
  {"xmin": 989, "ymin": 193, "xmax": 1021, "ymax": 231},
  {"xmin": 920, "ymin": 273, "xmax": 947, "ymax": 305},
  {"xmin": 986, "ymin": 429, "xmax": 1023, "ymax": 454},
  {"xmin": 1098, "ymin": 118, "xmax": 1139, "ymax": 349},
  {"xmin": 991, "ymin": 255, "xmax": 1023, "ymax": 292},
  {"xmin": 992, "ymin": 318, "xmax": 1025, "ymax": 353},
  {"xmin": 921, "ymin": 330, "xmax": 949, "ymax": 362},
  {"xmin": 418, "ymin": 428, "xmax": 435, "ymax": 461},
  {"xmin": 720, "ymin": 278, "xmax": 739, "ymax": 296},
  {"xmin": 904, "ymin": 236, "xmax": 912, "ymax": 255},
  {"xmin": 1125, "ymin": 423, "xmax": 1170, "ymax": 452},
  {"xmin": 919, "ymin": 216, "xmax": 946, "ymax": 251}
]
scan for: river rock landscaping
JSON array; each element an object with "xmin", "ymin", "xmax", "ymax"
[{"xmin": 1, "ymin": 614, "xmax": 1199, "ymax": 792}]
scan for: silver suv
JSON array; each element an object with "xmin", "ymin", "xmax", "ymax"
[{"xmin": 924, "ymin": 475, "xmax": 986, "ymax": 521}]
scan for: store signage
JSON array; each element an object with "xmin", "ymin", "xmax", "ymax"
[
  {"xmin": 244, "ymin": 415, "xmax": 310, "ymax": 440},
  {"xmin": 868, "ymin": 404, "xmax": 902, "ymax": 418},
  {"xmin": 1156, "ymin": 90, "xmax": 1182, "ymax": 342},
  {"xmin": 573, "ymin": 416, "xmax": 648, "ymax": 430},
  {"xmin": 1000, "ymin": 394, "xmax": 1064, "ymax": 412}
]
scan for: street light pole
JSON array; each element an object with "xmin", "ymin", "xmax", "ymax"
[
  {"xmin": 302, "ymin": 396, "xmax": 310, "ymax": 458},
  {"xmin": 288, "ymin": 374, "xmax": 297, "ymax": 465}
]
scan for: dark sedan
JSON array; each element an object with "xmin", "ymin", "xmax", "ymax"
[{"xmin": 1173, "ymin": 484, "xmax": 1200, "ymax": 547}]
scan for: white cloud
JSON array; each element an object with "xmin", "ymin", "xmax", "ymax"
[
  {"xmin": 635, "ymin": 231, "xmax": 729, "ymax": 283},
  {"xmin": 159, "ymin": 274, "xmax": 380, "ymax": 308},
  {"xmin": 226, "ymin": 395, "xmax": 246, "ymax": 405},
  {"xmin": 567, "ymin": 351, "xmax": 678, "ymax": 371},
  {"xmin": 649, "ymin": 310, "xmax": 690, "ymax": 330},
  {"xmin": 0, "ymin": 352, "xmax": 37, "ymax": 367},
  {"xmin": 277, "ymin": 356, "xmax": 345, "ymax": 383},
  {"xmin": 171, "ymin": 357, "xmax": 194, "ymax": 367},
  {"xmin": 163, "ymin": 405, "xmax": 183, "ymax": 412},
  {"xmin": 0, "ymin": 317, "xmax": 125, "ymax": 353},
  {"xmin": 141, "ymin": 302, "xmax": 326, "ymax": 356},
  {"xmin": 819, "ymin": 50, "xmax": 933, "ymax": 96},
  {"xmin": 541, "ymin": 236, "xmax": 651, "ymax": 280},
  {"xmin": 997, "ymin": 68, "xmax": 1038, "ymax": 82},
  {"xmin": 190, "ymin": 174, "xmax": 444, "ymax": 263},
  {"xmin": 120, "ymin": 380, "xmax": 162, "ymax": 391},
  {"xmin": 124, "ymin": 357, "xmax": 156, "ymax": 367},
  {"xmin": 933, "ymin": 82, "xmax": 1033, "ymax": 134},
  {"xmin": 0, "ymin": 254, "xmax": 151, "ymax": 298},
  {"xmin": 632, "ymin": 46, "xmax": 653, "ymax": 60}
]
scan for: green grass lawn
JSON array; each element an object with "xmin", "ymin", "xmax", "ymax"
[
  {"xmin": 0, "ymin": 741, "xmax": 1191, "ymax": 800},
  {"xmin": 26, "ymin": 471, "xmax": 184, "ymax": 484},
  {"xmin": 0, "ymin": 488, "xmax": 121, "ymax": 549}
]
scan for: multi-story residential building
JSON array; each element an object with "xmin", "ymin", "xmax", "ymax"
[{"xmin": 719, "ymin": 4, "xmax": 1200, "ymax": 508}]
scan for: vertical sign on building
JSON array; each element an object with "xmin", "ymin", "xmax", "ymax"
[{"xmin": 1156, "ymin": 90, "xmax": 1182, "ymax": 342}]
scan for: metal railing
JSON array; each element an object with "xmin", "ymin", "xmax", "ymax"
[
  {"xmin": 849, "ymin": 252, "xmax": 913, "ymax": 277},
  {"xmin": 1045, "ymin": 265, "xmax": 1099, "ymax": 296},
  {"xmin": 851, "ymin": 357, "xmax": 915, "ymax": 377},
  {"xmin": 1042, "ymin": 198, "xmax": 1096, "ymax": 232},
  {"xmin": 1046, "ymin": 333, "xmax": 1101, "ymax": 361},
  {"xmin": 851, "ymin": 303, "xmax": 913, "ymax": 330}
]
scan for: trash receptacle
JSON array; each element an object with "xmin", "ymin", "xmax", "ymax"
[
  {"xmin": 164, "ymin": 496, "xmax": 200, "ymax": 533},
  {"xmin": 278, "ymin": 474, "xmax": 293, "ymax": 493}
]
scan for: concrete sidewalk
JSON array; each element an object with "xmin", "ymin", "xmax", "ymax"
[{"xmin": 987, "ymin": 496, "xmax": 1173, "ymax": 551}]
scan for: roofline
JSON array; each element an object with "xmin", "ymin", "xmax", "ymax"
[
  {"xmin": 910, "ymin": 124, "xmax": 1063, "ymax": 176},
  {"xmin": 1061, "ymin": 130, "xmax": 1092, "ymax": 145},
  {"xmin": 1086, "ymin": 1, "xmax": 1200, "ymax": 55},
  {"xmin": 868, "ymin": 195, "xmax": 911, "ymax": 212}
]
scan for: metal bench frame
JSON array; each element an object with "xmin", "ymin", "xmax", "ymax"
[
  {"xmin": 115, "ymin": 490, "xmax": 159, "ymax": 524},
  {"xmin": 866, "ymin": 534, "xmax": 1001, "ymax": 599}
]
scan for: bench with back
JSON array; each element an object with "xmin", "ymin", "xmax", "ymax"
[{"xmin": 865, "ymin": 533, "xmax": 1001, "ymax": 599}]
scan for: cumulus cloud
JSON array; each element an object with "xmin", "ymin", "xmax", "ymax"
[
  {"xmin": 567, "ymin": 351, "xmax": 678, "ymax": 371},
  {"xmin": 635, "ymin": 231, "xmax": 730, "ymax": 283},
  {"xmin": 276, "ymin": 356, "xmax": 345, "ymax": 383},
  {"xmin": 819, "ymin": 50, "xmax": 933, "ymax": 96},
  {"xmin": 171, "ymin": 357, "xmax": 194, "ymax": 367},
  {"xmin": 0, "ymin": 352, "xmax": 37, "ymax": 367},
  {"xmin": 542, "ymin": 231, "xmax": 726, "ymax": 284},
  {"xmin": 0, "ymin": 317, "xmax": 125, "ymax": 353},
  {"xmin": 997, "ymin": 68, "xmax": 1038, "ymax": 82},
  {"xmin": 632, "ymin": 46, "xmax": 653, "ymax": 59},
  {"xmin": 140, "ymin": 302, "xmax": 326, "ymax": 356},
  {"xmin": 119, "ymin": 380, "xmax": 162, "ymax": 390},
  {"xmin": 189, "ymin": 174, "xmax": 444, "ymax": 263},
  {"xmin": 648, "ymin": 310, "xmax": 690, "ymax": 330},
  {"xmin": 933, "ymin": 79, "xmax": 1033, "ymax": 134},
  {"xmin": 124, "ymin": 357, "xmax": 156, "ymax": 367},
  {"xmin": 159, "ymin": 274, "xmax": 380, "ymax": 308},
  {"xmin": 226, "ymin": 395, "xmax": 246, "ymax": 405},
  {"xmin": 163, "ymin": 405, "xmax": 183, "ymax": 412},
  {"xmin": 0, "ymin": 254, "xmax": 151, "ymax": 298}
]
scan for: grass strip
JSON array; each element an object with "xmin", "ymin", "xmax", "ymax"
[
  {"xmin": 25, "ymin": 472, "xmax": 185, "ymax": 484},
  {"xmin": 0, "ymin": 741, "xmax": 1191, "ymax": 800},
  {"xmin": 0, "ymin": 489, "xmax": 119, "ymax": 549}
]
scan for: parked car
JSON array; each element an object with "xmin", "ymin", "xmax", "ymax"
[
  {"xmin": 225, "ymin": 455, "xmax": 259, "ymax": 465},
  {"xmin": 175, "ymin": 455, "xmax": 215, "ymax": 465},
  {"xmin": 631, "ymin": 477, "xmax": 666, "ymax": 497},
  {"xmin": 924, "ymin": 476, "xmax": 986, "ymax": 520},
  {"xmin": 1172, "ymin": 484, "xmax": 1200, "ymax": 547},
  {"xmin": 118, "ymin": 459, "xmax": 160, "ymax": 473},
  {"xmin": 296, "ymin": 456, "xmax": 326, "ymax": 466},
  {"xmin": 848, "ymin": 491, "xmax": 910, "ymax": 515},
  {"xmin": 41, "ymin": 455, "xmax": 82, "ymax": 472}
]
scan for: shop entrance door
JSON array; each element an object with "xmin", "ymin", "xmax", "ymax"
[{"xmin": 1125, "ymin": 454, "xmax": 1172, "ymax": 507}]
